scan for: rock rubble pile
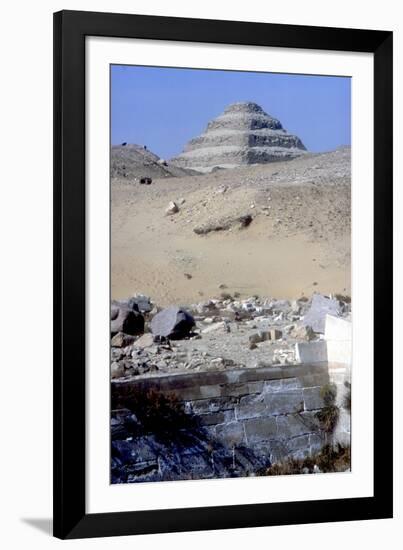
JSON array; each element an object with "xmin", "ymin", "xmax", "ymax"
[{"xmin": 110, "ymin": 293, "xmax": 351, "ymax": 380}]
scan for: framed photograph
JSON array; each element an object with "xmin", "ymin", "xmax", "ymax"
[{"xmin": 53, "ymin": 10, "xmax": 393, "ymax": 539}]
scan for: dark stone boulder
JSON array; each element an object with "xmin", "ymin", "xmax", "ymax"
[
  {"xmin": 111, "ymin": 302, "xmax": 144, "ymax": 336},
  {"xmin": 150, "ymin": 306, "xmax": 195, "ymax": 339},
  {"xmin": 239, "ymin": 214, "xmax": 253, "ymax": 228}
]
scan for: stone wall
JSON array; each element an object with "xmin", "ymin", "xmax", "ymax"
[{"xmin": 111, "ymin": 362, "xmax": 350, "ymax": 483}]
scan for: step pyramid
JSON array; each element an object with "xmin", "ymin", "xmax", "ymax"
[{"xmin": 171, "ymin": 101, "xmax": 307, "ymax": 172}]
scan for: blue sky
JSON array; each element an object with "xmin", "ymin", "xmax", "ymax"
[{"xmin": 111, "ymin": 65, "xmax": 351, "ymax": 159}]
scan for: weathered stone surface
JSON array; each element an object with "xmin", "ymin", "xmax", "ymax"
[
  {"xmin": 128, "ymin": 294, "xmax": 152, "ymax": 313},
  {"xmin": 264, "ymin": 378, "xmax": 301, "ymax": 392},
  {"xmin": 189, "ymin": 396, "xmax": 239, "ymax": 414},
  {"xmin": 264, "ymin": 391, "xmax": 304, "ymax": 416},
  {"xmin": 150, "ymin": 306, "xmax": 195, "ymax": 339},
  {"xmin": 276, "ymin": 412, "xmax": 321, "ymax": 439},
  {"xmin": 287, "ymin": 435, "xmax": 312, "ymax": 459},
  {"xmin": 199, "ymin": 410, "xmax": 235, "ymax": 426},
  {"xmin": 303, "ymin": 387, "xmax": 324, "ymax": 410},
  {"xmin": 302, "ymin": 294, "xmax": 341, "ymax": 333},
  {"xmin": 220, "ymin": 381, "xmax": 264, "ymax": 397},
  {"xmin": 290, "ymin": 324, "xmax": 315, "ymax": 341},
  {"xmin": 236, "ymin": 394, "xmax": 267, "ymax": 420},
  {"xmin": 165, "ymin": 201, "xmax": 179, "ymax": 215},
  {"xmin": 133, "ymin": 333, "xmax": 155, "ymax": 349},
  {"xmin": 295, "ymin": 341, "xmax": 328, "ymax": 364},
  {"xmin": 111, "ymin": 303, "xmax": 144, "ymax": 336},
  {"xmin": 249, "ymin": 331, "xmax": 269, "ymax": 344},
  {"xmin": 171, "ymin": 102, "xmax": 307, "ymax": 172},
  {"xmin": 309, "ymin": 433, "xmax": 323, "ymax": 454},
  {"xmin": 216, "ymin": 421, "xmax": 246, "ymax": 446},
  {"xmin": 270, "ymin": 328, "xmax": 283, "ymax": 340},
  {"xmin": 202, "ymin": 321, "xmax": 227, "ymax": 334},
  {"xmin": 244, "ymin": 417, "xmax": 278, "ymax": 443},
  {"xmin": 111, "ymin": 357, "xmax": 350, "ymax": 482},
  {"xmin": 325, "ymin": 314, "xmax": 352, "ymax": 365},
  {"xmin": 111, "ymin": 332, "xmax": 136, "ymax": 348},
  {"xmin": 111, "ymin": 361, "xmax": 125, "ymax": 379},
  {"xmin": 303, "ymin": 386, "xmax": 324, "ymax": 411}
]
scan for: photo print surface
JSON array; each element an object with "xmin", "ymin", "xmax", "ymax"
[{"xmin": 110, "ymin": 65, "xmax": 352, "ymax": 484}]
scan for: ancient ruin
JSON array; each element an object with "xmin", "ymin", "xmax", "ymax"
[{"xmin": 171, "ymin": 101, "xmax": 307, "ymax": 172}]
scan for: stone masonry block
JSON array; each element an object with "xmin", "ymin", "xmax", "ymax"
[
  {"xmin": 244, "ymin": 416, "xmax": 278, "ymax": 443},
  {"xmin": 264, "ymin": 391, "xmax": 304, "ymax": 416},
  {"xmin": 215, "ymin": 421, "xmax": 246, "ymax": 446},
  {"xmin": 303, "ymin": 387, "xmax": 325, "ymax": 410},
  {"xmin": 276, "ymin": 412, "xmax": 321, "ymax": 439}
]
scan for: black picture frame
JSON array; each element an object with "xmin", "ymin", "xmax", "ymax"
[{"xmin": 53, "ymin": 9, "xmax": 393, "ymax": 539}]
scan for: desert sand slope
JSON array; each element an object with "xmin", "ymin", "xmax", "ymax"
[
  {"xmin": 111, "ymin": 147, "xmax": 351, "ymax": 305},
  {"xmin": 111, "ymin": 143, "xmax": 197, "ymax": 180}
]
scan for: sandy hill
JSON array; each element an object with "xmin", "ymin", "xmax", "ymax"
[
  {"xmin": 111, "ymin": 146, "xmax": 351, "ymax": 306},
  {"xmin": 111, "ymin": 143, "xmax": 197, "ymax": 180}
]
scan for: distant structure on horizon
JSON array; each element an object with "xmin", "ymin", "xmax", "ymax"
[{"xmin": 170, "ymin": 101, "xmax": 307, "ymax": 173}]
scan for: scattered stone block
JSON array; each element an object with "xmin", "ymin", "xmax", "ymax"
[
  {"xmin": 269, "ymin": 328, "xmax": 283, "ymax": 340},
  {"xmin": 302, "ymin": 294, "xmax": 341, "ymax": 333},
  {"xmin": 249, "ymin": 331, "xmax": 269, "ymax": 344},
  {"xmin": 295, "ymin": 340, "xmax": 328, "ymax": 364},
  {"xmin": 133, "ymin": 333, "xmax": 155, "ymax": 349},
  {"xmin": 111, "ymin": 361, "xmax": 125, "ymax": 379},
  {"xmin": 202, "ymin": 321, "xmax": 227, "ymax": 334},
  {"xmin": 290, "ymin": 324, "xmax": 315, "ymax": 341},
  {"xmin": 325, "ymin": 314, "xmax": 352, "ymax": 365},
  {"xmin": 165, "ymin": 201, "xmax": 179, "ymax": 215},
  {"xmin": 111, "ymin": 332, "xmax": 136, "ymax": 348}
]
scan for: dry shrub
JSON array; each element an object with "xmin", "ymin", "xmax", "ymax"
[
  {"xmin": 262, "ymin": 445, "xmax": 350, "ymax": 476},
  {"xmin": 316, "ymin": 383, "xmax": 339, "ymax": 434},
  {"xmin": 112, "ymin": 386, "xmax": 197, "ymax": 435}
]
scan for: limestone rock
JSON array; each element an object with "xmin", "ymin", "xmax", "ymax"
[
  {"xmin": 111, "ymin": 361, "xmax": 125, "ymax": 379},
  {"xmin": 111, "ymin": 332, "xmax": 136, "ymax": 348},
  {"xmin": 302, "ymin": 294, "xmax": 341, "ymax": 333},
  {"xmin": 150, "ymin": 306, "xmax": 195, "ymax": 339},
  {"xmin": 133, "ymin": 333, "xmax": 155, "ymax": 349},
  {"xmin": 290, "ymin": 324, "xmax": 315, "ymax": 341},
  {"xmin": 166, "ymin": 201, "xmax": 179, "ymax": 215},
  {"xmin": 171, "ymin": 101, "xmax": 307, "ymax": 172},
  {"xmin": 202, "ymin": 321, "xmax": 227, "ymax": 334}
]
